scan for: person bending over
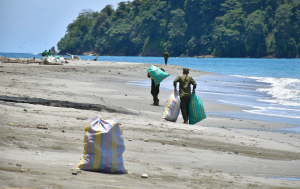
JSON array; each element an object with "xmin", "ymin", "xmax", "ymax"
[{"xmin": 148, "ymin": 68, "xmax": 165, "ymax": 106}]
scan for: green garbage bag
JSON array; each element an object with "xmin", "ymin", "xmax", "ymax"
[{"xmin": 189, "ymin": 93, "xmax": 206, "ymax": 125}]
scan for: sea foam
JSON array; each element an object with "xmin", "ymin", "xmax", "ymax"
[{"xmin": 232, "ymin": 75, "xmax": 300, "ymax": 107}]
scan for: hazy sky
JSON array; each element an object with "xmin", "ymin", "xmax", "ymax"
[{"xmin": 0, "ymin": 0, "xmax": 123, "ymax": 53}]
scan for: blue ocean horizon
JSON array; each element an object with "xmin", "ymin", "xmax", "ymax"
[
  {"xmin": 1, "ymin": 52, "xmax": 299, "ymax": 78},
  {"xmin": 1, "ymin": 52, "xmax": 300, "ymax": 133}
]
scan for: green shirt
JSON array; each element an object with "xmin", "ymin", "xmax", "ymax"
[
  {"xmin": 42, "ymin": 51, "xmax": 47, "ymax": 56},
  {"xmin": 173, "ymin": 75, "xmax": 197, "ymax": 97}
]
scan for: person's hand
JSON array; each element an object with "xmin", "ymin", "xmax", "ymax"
[
  {"xmin": 192, "ymin": 89, "xmax": 195, "ymax": 93},
  {"xmin": 174, "ymin": 88, "xmax": 176, "ymax": 91}
]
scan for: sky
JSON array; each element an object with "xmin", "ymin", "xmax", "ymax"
[{"xmin": 0, "ymin": 0, "xmax": 123, "ymax": 53}]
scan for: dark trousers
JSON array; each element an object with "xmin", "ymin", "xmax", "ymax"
[
  {"xmin": 164, "ymin": 58, "xmax": 168, "ymax": 65},
  {"xmin": 180, "ymin": 96, "xmax": 190, "ymax": 121},
  {"xmin": 152, "ymin": 93, "xmax": 158, "ymax": 101}
]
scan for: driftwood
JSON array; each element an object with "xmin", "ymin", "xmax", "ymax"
[
  {"xmin": 66, "ymin": 53, "xmax": 81, "ymax": 60},
  {"xmin": 94, "ymin": 55, "xmax": 99, "ymax": 61},
  {"xmin": 28, "ymin": 60, "xmax": 42, "ymax": 64},
  {"xmin": 39, "ymin": 62, "xmax": 63, "ymax": 65},
  {"xmin": 3, "ymin": 59, "xmax": 42, "ymax": 64},
  {"xmin": 4, "ymin": 59, "xmax": 23, "ymax": 63},
  {"xmin": 0, "ymin": 56, "xmax": 64, "ymax": 65},
  {"xmin": 0, "ymin": 57, "xmax": 10, "ymax": 61},
  {"xmin": 24, "ymin": 59, "xmax": 43, "ymax": 64}
]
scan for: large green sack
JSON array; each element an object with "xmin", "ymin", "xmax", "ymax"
[
  {"xmin": 189, "ymin": 93, "xmax": 206, "ymax": 125},
  {"xmin": 147, "ymin": 65, "xmax": 170, "ymax": 86}
]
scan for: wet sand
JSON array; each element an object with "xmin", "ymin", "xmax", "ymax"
[{"xmin": 0, "ymin": 59, "xmax": 300, "ymax": 188}]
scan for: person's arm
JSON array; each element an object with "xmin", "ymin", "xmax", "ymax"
[
  {"xmin": 191, "ymin": 78, "xmax": 197, "ymax": 93},
  {"xmin": 147, "ymin": 72, "xmax": 150, "ymax": 78},
  {"xmin": 173, "ymin": 76, "xmax": 180, "ymax": 91}
]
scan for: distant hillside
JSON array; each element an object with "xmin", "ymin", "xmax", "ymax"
[{"xmin": 57, "ymin": 0, "xmax": 300, "ymax": 58}]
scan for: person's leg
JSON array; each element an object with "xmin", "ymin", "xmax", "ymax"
[
  {"xmin": 152, "ymin": 94, "xmax": 156, "ymax": 105},
  {"xmin": 180, "ymin": 97, "xmax": 188, "ymax": 123},
  {"xmin": 152, "ymin": 93, "xmax": 158, "ymax": 105},
  {"xmin": 185, "ymin": 96, "xmax": 191, "ymax": 123},
  {"xmin": 155, "ymin": 93, "xmax": 159, "ymax": 105},
  {"xmin": 164, "ymin": 58, "xmax": 167, "ymax": 65}
]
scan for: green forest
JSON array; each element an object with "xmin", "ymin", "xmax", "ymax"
[{"xmin": 57, "ymin": 0, "xmax": 300, "ymax": 58}]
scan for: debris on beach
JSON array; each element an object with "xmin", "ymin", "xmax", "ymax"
[
  {"xmin": 76, "ymin": 117, "xmax": 88, "ymax": 120},
  {"xmin": 141, "ymin": 174, "xmax": 148, "ymax": 178},
  {"xmin": 3, "ymin": 57, "xmax": 43, "ymax": 64},
  {"xmin": 67, "ymin": 53, "xmax": 81, "ymax": 60},
  {"xmin": 0, "ymin": 54, "xmax": 68, "ymax": 65},
  {"xmin": 93, "ymin": 55, "xmax": 99, "ymax": 61},
  {"xmin": 0, "ymin": 55, "xmax": 10, "ymax": 61},
  {"xmin": 40, "ymin": 62, "xmax": 64, "ymax": 65},
  {"xmin": 37, "ymin": 124, "xmax": 48, "ymax": 129}
]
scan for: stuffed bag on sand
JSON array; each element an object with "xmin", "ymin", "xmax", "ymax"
[
  {"xmin": 162, "ymin": 90, "xmax": 181, "ymax": 122},
  {"xmin": 77, "ymin": 116, "xmax": 128, "ymax": 173},
  {"xmin": 189, "ymin": 93, "xmax": 206, "ymax": 125}
]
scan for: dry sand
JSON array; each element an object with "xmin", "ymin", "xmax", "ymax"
[{"xmin": 0, "ymin": 59, "xmax": 300, "ymax": 188}]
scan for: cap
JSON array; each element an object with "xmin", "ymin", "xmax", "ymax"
[{"xmin": 183, "ymin": 68, "xmax": 189, "ymax": 72}]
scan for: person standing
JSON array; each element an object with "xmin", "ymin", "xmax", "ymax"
[
  {"xmin": 42, "ymin": 50, "xmax": 47, "ymax": 57},
  {"xmin": 164, "ymin": 50, "xmax": 169, "ymax": 65},
  {"xmin": 173, "ymin": 68, "xmax": 197, "ymax": 124},
  {"xmin": 47, "ymin": 49, "xmax": 52, "ymax": 56}
]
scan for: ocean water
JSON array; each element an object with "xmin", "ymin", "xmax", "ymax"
[{"xmin": 1, "ymin": 52, "xmax": 300, "ymax": 132}]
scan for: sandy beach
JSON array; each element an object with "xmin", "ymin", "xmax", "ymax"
[{"xmin": 0, "ymin": 59, "xmax": 300, "ymax": 188}]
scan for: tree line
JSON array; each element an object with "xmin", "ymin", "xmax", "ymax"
[{"xmin": 57, "ymin": 0, "xmax": 300, "ymax": 58}]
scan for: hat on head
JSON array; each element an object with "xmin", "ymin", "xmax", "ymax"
[{"xmin": 183, "ymin": 68, "xmax": 189, "ymax": 72}]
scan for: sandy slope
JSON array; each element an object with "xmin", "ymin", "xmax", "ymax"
[{"xmin": 0, "ymin": 60, "xmax": 299, "ymax": 188}]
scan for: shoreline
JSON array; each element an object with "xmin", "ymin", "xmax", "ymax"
[
  {"xmin": 1, "ymin": 52, "xmax": 300, "ymax": 59},
  {"xmin": 0, "ymin": 60, "xmax": 300, "ymax": 188}
]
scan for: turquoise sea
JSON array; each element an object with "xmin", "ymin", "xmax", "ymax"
[{"xmin": 1, "ymin": 52, "xmax": 300, "ymax": 133}]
